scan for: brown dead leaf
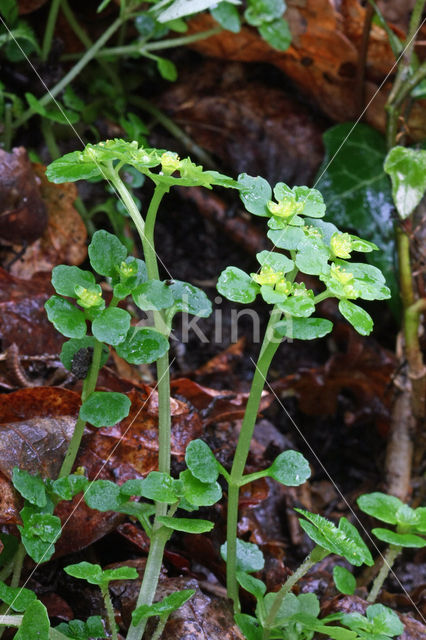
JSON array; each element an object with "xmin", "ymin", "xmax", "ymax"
[{"xmin": 18, "ymin": 0, "xmax": 48, "ymax": 13}]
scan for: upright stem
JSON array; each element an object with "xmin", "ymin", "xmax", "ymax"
[
  {"xmin": 58, "ymin": 339, "xmax": 103, "ymax": 478},
  {"xmin": 227, "ymin": 308, "xmax": 282, "ymax": 610},
  {"xmin": 10, "ymin": 543, "xmax": 26, "ymax": 589},
  {"xmin": 367, "ymin": 545, "xmax": 401, "ymax": 602},
  {"xmin": 41, "ymin": 0, "xmax": 62, "ymax": 61},
  {"xmin": 101, "ymin": 585, "xmax": 119, "ymax": 640}
]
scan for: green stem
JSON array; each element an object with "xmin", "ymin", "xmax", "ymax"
[
  {"xmin": 41, "ymin": 0, "xmax": 62, "ymax": 61},
  {"xmin": 58, "ymin": 339, "xmax": 103, "ymax": 478},
  {"xmin": 0, "ymin": 559, "xmax": 14, "ymax": 583},
  {"xmin": 227, "ymin": 308, "xmax": 282, "ymax": 611},
  {"xmin": 13, "ymin": 12, "xmax": 127, "ymax": 130},
  {"xmin": 102, "ymin": 585, "xmax": 119, "ymax": 640},
  {"xmin": 151, "ymin": 615, "xmax": 168, "ymax": 640},
  {"xmin": 10, "ymin": 543, "xmax": 26, "ymax": 589},
  {"xmin": 367, "ymin": 545, "xmax": 401, "ymax": 602},
  {"xmin": 262, "ymin": 549, "xmax": 325, "ymax": 638},
  {"xmin": 125, "ymin": 527, "xmax": 170, "ymax": 640},
  {"xmin": 62, "ymin": 27, "xmax": 223, "ymax": 61},
  {"xmin": 41, "ymin": 118, "xmax": 60, "ymax": 160}
]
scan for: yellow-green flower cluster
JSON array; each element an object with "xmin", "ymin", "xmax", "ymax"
[
  {"xmin": 330, "ymin": 232, "xmax": 352, "ymax": 259},
  {"xmin": 75, "ymin": 284, "xmax": 104, "ymax": 309},
  {"xmin": 267, "ymin": 196, "xmax": 304, "ymax": 219}
]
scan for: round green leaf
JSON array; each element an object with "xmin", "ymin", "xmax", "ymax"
[
  {"xmin": 268, "ymin": 450, "xmax": 311, "ymax": 486},
  {"xmin": 45, "ymin": 296, "xmax": 87, "ymax": 338},
  {"xmin": 366, "ymin": 604, "xmax": 404, "ymax": 636},
  {"xmin": 372, "ymin": 527, "xmax": 425, "ymax": 548},
  {"xmin": 92, "ymin": 307, "xmax": 131, "ymax": 345},
  {"xmin": 12, "ymin": 468, "xmax": 46, "ymax": 507},
  {"xmin": 295, "ymin": 238, "xmax": 330, "ymax": 275},
  {"xmin": 244, "ymin": 0, "xmax": 285, "ymax": 26},
  {"xmin": 238, "ymin": 173, "xmax": 272, "ymax": 217},
  {"xmin": 357, "ymin": 492, "xmax": 402, "ymax": 525},
  {"xmin": 84, "ymin": 479, "xmax": 123, "ymax": 512},
  {"xmin": 132, "ymin": 590, "xmax": 195, "ymax": 625},
  {"xmin": 278, "ymin": 295, "xmax": 315, "ymax": 318},
  {"xmin": 64, "ymin": 561, "xmax": 103, "ymax": 586},
  {"xmin": 158, "ymin": 515, "xmax": 214, "ymax": 533},
  {"xmin": 169, "ymin": 280, "xmax": 212, "ymax": 317},
  {"xmin": 338, "ymin": 299, "xmax": 373, "ymax": 336},
  {"xmin": 259, "ymin": 18, "xmax": 291, "ymax": 51},
  {"xmin": 52, "ymin": 474, "xmax": 88, "ymax": 501},
  {"xmin": 132, "ymin": 280, "xmax": 174, "ymax": 311},
  {"xmin": 60, "ymin": 337, "xmax": 109, "ymax": 372},
  {"xmin": 180, "ymin": 469, "xmax": 222, "ymax": 506},
  {"xmin": 333, "ymin": 566, "xmax": 356, "ymax": 595},
  {"xmin": 274, "ymin": 317, "xmax": 333, "ymax": 340},
  {"xmin": 79, "ymin": 391, "xmax": 131, "ymax": 427},
  {"xmin": 256, "ymin": 250, "xmax": 294, "ymax": 274},
  {"xmin": 217, "ymin": 266, "xmax": 259, "ymax": 303},
  {"xmin": 294, "ymin": 186, "xmax": 326, "ymax": 218},
  {"xmin": 51, "ymin": 265, "xmax": 95, "ymax": 298},
  {"xmin": 211, "ymin": 2, "xmax": 240, "ymax": 33},
  {"xmin": 236, "ymin": 571, "xmax": 266, "ymax": 600},
  {"xmin": 185, "ymin": 439, "xmax": 219, "ymax": 483},
  {"xmin": 15, "ymin": 600, "xmax": 50, "ymax": 640},
  {"xmin": 384, "ymin": 146, "xmax": 426, "ymax": 219},
  {"xmin": 267, "ymin": 226, "xmax": 305, "ymax": 250},
  {"xmin": 140, "ymin": 471, "xmax": 179, "ymax": 504},
  {"xmin": 88, "ymin": 230, "xmax": 127, "ymax": 277},
  {"xmin": 220, "ymin": 539, "xmax": 264, "ymax": 573},
  {"xmin": 115, "ymin": 327, "xmax": 169, "ymax": 364}
]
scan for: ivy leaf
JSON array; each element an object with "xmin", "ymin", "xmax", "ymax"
[
  {"xmin": 221, "ymin": 539, "xmax": 264, "ymax": 573},
  {"xmin": 372, "ymin": 528, "xmax": 426, "ymax": 548},
  {"xmin": 88, "ymin": 230, "xmax": 127, "ymax": 277},
  {"xmin": 12, "ymin": 468, "xmax": 46, "ymax": 507},
  {"xmin": 180, "ymin": 469, "xmax": 222, "ymax": 506},
  {"xmin": 132, "ymin": 281, "xmax": 174, "ymax": 311},
  {"xmin": 169, "ymin": 280, "xmax": 212, "ymax": 317},
  {"xmin": 14, "ymin": 600, "xmax": 50, "ymax": 640},
  {"xmin": 338, "ymin": 300, "xmax": 373, "ymax": 336},
  {"xmin": 274, "ymin": 317, "xmax": 333, "ymax": 340},
  {"xmin": 92, "ymin": 307, "xmax": 131, "ymax": 345},
  {"xmin": 267, "ymin": 450, "xmax": 311, "ymax": 486},
  {"xmin": 60, "ymin": 337, "xmax": 109, "ymax": 372},
  {"xmin": 185, "ymin": 439, "xmax": 219, "ymax": 483},
  {"xmin": 217, "ymin": 266, "xmax": 259, "ymax": 303},
  {"xmin": 259, "ymin": 18, "xmax": 291, "ymax": 51},
  {"xmin": 238, "ymin": 173, "xmax": 272, "ymax": 217},
  {"xmin": 45, "ymin": 296, "xmax": 87, "ymax": 339},
  {"xmin": 315, "ymin": 123, "xmax": 397, "ymax": 311},
  {"xmin": 211, "ymin": 2, "xmax": 241, "ymax": 33},
  {"xmin": 46, "ymin": 150, "xmax": 102, "ymax": 183},
  {"xmin": 0, "ymin": 581, "xmax": 36, "ymax": 612},
  {"xmin": 79, "ymin": 391, "xmax": 131, "ymax": 427},
  {"xmin": 157, "ymin": 516, "xmax": 214, "ymax": 533},
  {"xmin": 84, "ymin": 479, "xmax": 123, "ymax": 512},
  {"xmin": 257, "ymin": 250, "xmax": 294, "ymax": 274},
  {"xmin": 132, "ymin": 590, "xmax": 195, "ymax": 625},
  {"xmin": 357, "ymin": 492, "xmax": 402, "ymax": 525},
  {"xmin": 140, "ymin": 471, "xmax": 179, "ymax": 504},
  {"xmin": 333, "ymin": 566, "xmax": 356, "ymax": 595},
  {"xmin": 115, "ymin": 327, "xmax": 169, "ymax": 364},
  {"xmin": 384, "ymin": 146, "xmax": 426, "ymax": 219},
  {"xmin": 51, "ymin": 266, "xmax": 95, "ymax": 298}
]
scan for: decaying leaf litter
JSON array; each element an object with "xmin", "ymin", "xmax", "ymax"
[{"xmin": 0, "ymin": 1, "xmax": 425, "ymax": 639}]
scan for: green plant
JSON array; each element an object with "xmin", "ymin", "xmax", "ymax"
[
  {"xmin": 357, "ymin": 492, "xmax": 426, "ymax": 602},
  {"xmin": 340, "ymin": 603, "xmax": 404, "ymax": 640}
]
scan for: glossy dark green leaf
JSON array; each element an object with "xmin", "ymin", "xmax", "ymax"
[
  {"xmin": 14, "ymin": 600, "xmax": 50, "ymax": 640},
  {"xmin": 158, "ymin": 516, "xmax": 214, "ymax": 533},
  {"xmin": 268, "ymin": 450, "xmax": 311, "ymax": 486},
  {"xmin": 0, "ymin": 581, "xmax": 36, "ymax": 612},
  {"xmin": 211, "ymin": 2, "xmax": 240, "ymax": 32},
  {"xmin": 84, "ymin": 479, "xmax": 123, "ymax": 512},
  {"xmin": 278, "ymin": 295, "xmax": 315, "ymax": 318},
  {"xmin": 333, "ymin": 566, "xmax": 356, "ymax": 595},
  {"xmin": 115, "ymin": 327, "xmax": 169, "ymax": 364},
  {"xmin": 45, "ymin": 296, "xmax": 87, "ymax": 339},
  {"xmin": 372, "ymin": 528, "xmax": 425, "ymax": 548},
  {"xmin": 357, "ymin": 492, "xmax": 401, "ymax": 525},
  {"xmin": 185, "ymin": 439, "xmax": 219, "ymax": 483},
  {"xmin": 236, "ymin": 571, "xmax": 266, "ymax": 600},
  {"xmin": 132, "ymin": 589, "xmax": 195, "ymax": 625},
  {"xmin": 46, "ymin": 151, "xmax": 101, "ymax": 183},
  {"xmin": 259, "ymin": 17, "xmax": 291, "ymax": 51},
  {"xmin": 88, "ymin": 230, "xmax": 127, "ymax": 277},
  {"xmin": 79, "ymin": 391, "xmax": 131, "ymax": 427},
  {"xmin": 220, "ymin": 539, "xmax": 264, "ymax": 573},
  {"xmin": 179, "ymin": 469, "xmax": 222, "ymax": 507},
  {"xmin": 60, "ymin": 337, "xmax": 109, "ymax": 372},
  {"xmin": 12, "ymin": 468, "xmax": 46, "ymax": 507},
  {"xmin": 92, "ymin": 307, "xmax": 131, "ymax": 345},
  {"xmin": 238, "ymin": 173, "xmax": 272, "ymax": 217},
  {"xmin": 51, "ymin": 266, "xmax": 95, "ymax": 298},
  {"xmin": 64, "ymin": 562, "xmax": 103, "ymax": 586},
  {"xmin": 217, "ymin": 266, "xmax": 259, "ymax": 303},
  {"xmin": 52, "ymin": 475, "xmax": 88, "ymax": 501},
  {"xmin": 132, "ymin": 281, "xmax": 174, "ymax": 311},
  {"xmin": 338, "ymin": 300, "xmax": 373, "ymax": 336},
  {"xmin": 384, "ymin": 146, "xmax": 426, "ymax": 219},
  {"xmin": 274, "ymin": 317, "xmax": 333, "ymax": 340},
  {"xmin": 140, "ymin": 471, "xmax": 179, "ymax": 504},
  {"xmin": 169, "ymin": 280, "xmax": 212, "ymax": 317}
]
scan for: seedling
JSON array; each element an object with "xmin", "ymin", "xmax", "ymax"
[
  {"xmin": 357, "ymin": 492, "xmax": 426, "ymax": 601},
  {"xmin": 340, "ymin": 604, "xmax": 404, "ymax": 640}
]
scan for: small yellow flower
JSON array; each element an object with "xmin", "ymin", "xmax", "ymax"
[
  {"xmin": 330, "ymin": 232, "xmax": 352, "ymax": 259},
  {"xmin": 117, "ymin": 260, "xmax": 137, "ymax": 280},
  {"xmin": 160, "ymin": 151, "xmax": 181, "ymax": 174},
  {"xmin": 75, "ymin": 285, "xmax": 103, "ymax": 308},
  {"xmin": 251, "ymin": 265, "xmax": 283, "ymax": 286},
  {"xmin": 275, "ymin": 279, "xmax": 293, "ymax": 295},
  {"xmin": 267, "ymin": 197, "xmax": 303, "ymax": 218}
]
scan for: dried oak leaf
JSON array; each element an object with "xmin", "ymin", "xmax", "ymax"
[
  {"xmin": 9, "ymin": 164, "xmax": 87, "ymax": 279},
  {"xmin": 0, "ymin": 147, "xmax": 47, "ymax": 245}
]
